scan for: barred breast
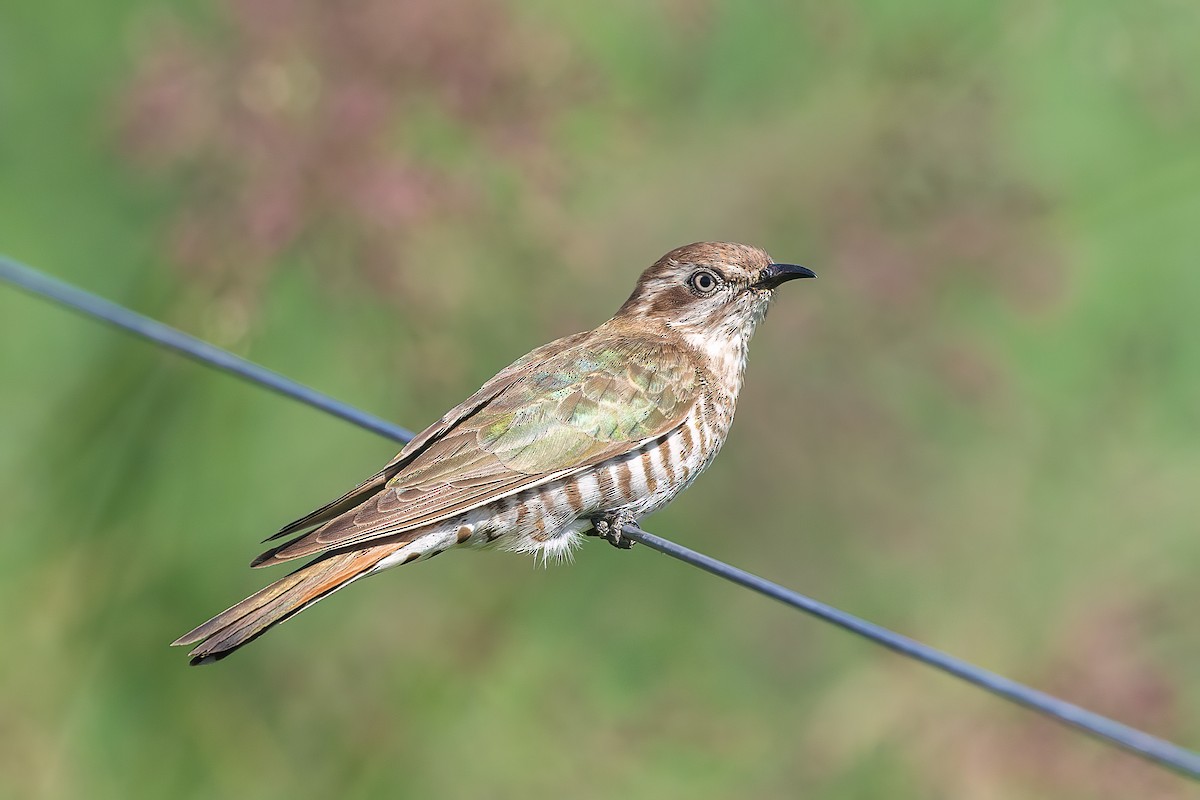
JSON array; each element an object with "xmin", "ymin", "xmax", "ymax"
[{"xmin": 371, "ymin": 391, "xmax": 736, "ymax": 569}]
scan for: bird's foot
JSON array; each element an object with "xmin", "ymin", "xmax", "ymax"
[{"xmin": 589, "ymin": 513, "xmax": 636, "ymax": 550}]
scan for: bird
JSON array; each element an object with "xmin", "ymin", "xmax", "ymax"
[{"xmin": 173, "ymin": 242, "xmax": 814, "ymax": 664}]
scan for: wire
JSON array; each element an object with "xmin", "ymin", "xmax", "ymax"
[
  {"xmin": 3, "ymin": 253, "xmax": 1198, "ymax": 781},
  {"xmin": 622, "ymin": 525, "xmax": 1200, "ymax": 776},
  {"xmin": 0, "ymin": 257, "xmax": 414, "ymax": 444}
]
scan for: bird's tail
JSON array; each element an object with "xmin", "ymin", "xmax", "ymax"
[{"xmin": 172, "ymin": 542, "xmax": 404, "ymax": 665}]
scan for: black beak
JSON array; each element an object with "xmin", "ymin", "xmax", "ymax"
[{"xmin": 757, "ymin": 263, "xmax": 816, "ymax": 289}]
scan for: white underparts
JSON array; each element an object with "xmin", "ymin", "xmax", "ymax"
[
  {"xmin": 503, "ymin": 517, "xmax": 590, "ymax": 567},
  {"xmin": 371, "ymin": 528, "xmax": 459, "ymax": 572},
  {"xmin": 365, "ymin": 508, "xmax": 591, "ymax": 576}
]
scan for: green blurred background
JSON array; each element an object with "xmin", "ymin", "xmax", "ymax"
[{"xmin": 2, "ymin": 1, "xmax": 1199, "ymax": 797}]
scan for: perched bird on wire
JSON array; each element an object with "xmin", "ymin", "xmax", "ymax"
[{"xmin": 174, "ymin": 242, "xmax": 814, "ymax": 664}]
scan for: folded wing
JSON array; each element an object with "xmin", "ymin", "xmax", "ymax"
[{"xmin": 253, "ymin": 333, "xmax": 700, "ymax": 567}]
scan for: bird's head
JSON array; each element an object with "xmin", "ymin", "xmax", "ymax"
[{"xmin": 614, "ymin": 242, "xmax": 814, "ymax": 348}]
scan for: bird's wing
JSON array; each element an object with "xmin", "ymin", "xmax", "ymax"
[
  {"xmin": 265, "ymin": 331, "xmax": 595, "ymax": 541},
  {"xmin": 253, "ymin": 334, "xmax": 700, "ymax": 566}
]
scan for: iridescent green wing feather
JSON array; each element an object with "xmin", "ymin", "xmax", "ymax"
[
  {"xmin": 264, "ymin": 331, "xmax": 594, "ymax": 541},
  {"xmin": 255, "ymin": 334, "xmax": 700, "ymax": 565}
]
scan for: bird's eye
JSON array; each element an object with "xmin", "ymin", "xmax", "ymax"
[{"xmin": 688, "ymin": 269, "xmax": 720, "ymax": 296}]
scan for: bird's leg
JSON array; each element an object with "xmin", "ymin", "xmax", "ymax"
[{"xmin": 588, "ymin": 511, "xmax": 637, "ymax": 550}]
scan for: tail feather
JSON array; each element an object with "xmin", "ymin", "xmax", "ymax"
[{"xmin": 172, "ymin": 543, "xmax": 403, "ymax": 665}]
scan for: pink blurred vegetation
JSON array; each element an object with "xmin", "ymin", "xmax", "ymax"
[{"xmin": 120, "ymin": 0, "xmax": 589, "ymax": 304}]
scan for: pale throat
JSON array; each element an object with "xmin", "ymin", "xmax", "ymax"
[{"xmin": 679, "ymin": 319, "xmax": 755, "ymax": 398}]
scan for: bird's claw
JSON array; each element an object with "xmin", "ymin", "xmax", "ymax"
[{"xmin": 589, "ymin": 516, "xmax": 636, "ymax": 550}]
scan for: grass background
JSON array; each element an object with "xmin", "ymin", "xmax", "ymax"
[{"xmin": 2, "ymin": 1, "xmax": 1198, "ymax": 797}]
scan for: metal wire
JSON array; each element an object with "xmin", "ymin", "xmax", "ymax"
[
  {"xmin": 0, "ymin": 257, "xmax": 414, "ymax": 443},
  {"xmin": 3, "ymin": 253, "xmax": 1198, "ymax": 781}
]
